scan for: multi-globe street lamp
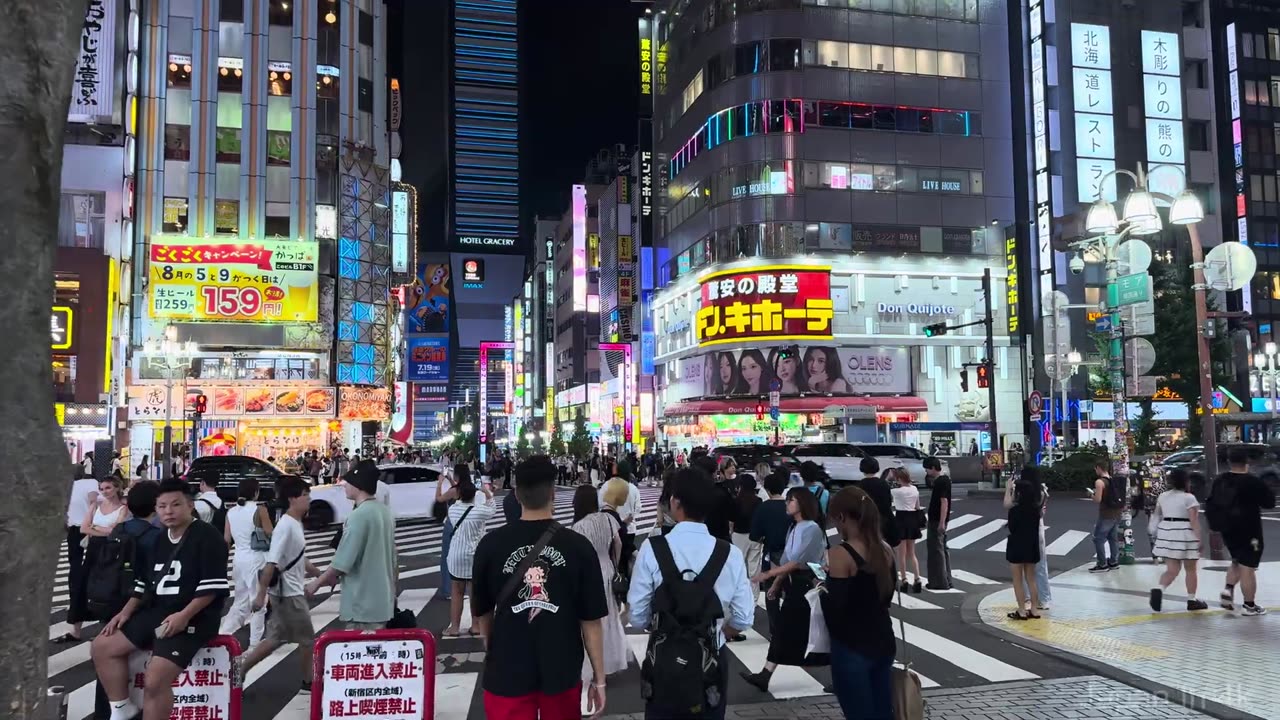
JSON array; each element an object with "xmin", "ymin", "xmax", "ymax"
[{"xmin": 142, "ymin": 324, "xmax": 197, "ymax": 478}]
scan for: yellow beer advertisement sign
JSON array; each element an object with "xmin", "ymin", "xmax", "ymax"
[{"xmin": 148, "ymin": 236, "xmax": 319, "ymax": 323}]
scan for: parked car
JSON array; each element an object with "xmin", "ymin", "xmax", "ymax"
[
  {"xmin": 306, "ymin": 463, "xmax": 447, "ymax": 529},
  {"xmin": 183, "ymin": 455, "xmax": 303, "ymax": 505}
]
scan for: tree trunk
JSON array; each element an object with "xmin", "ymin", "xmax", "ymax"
[{"xmin": 0, "ymin": 1, "xmax": 92, "ymax": 717}]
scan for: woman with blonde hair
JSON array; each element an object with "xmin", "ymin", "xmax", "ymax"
[
  {"xmin": 600, "ymin": 476, "xmax": 640, "ymax": 579},
  {"xmin": 61, "ymin": 475, "xmax": 128, "ymax": 642},
  {"xmin": 889, "ymin": 467, "xmax": 924, "ymax": 593}
]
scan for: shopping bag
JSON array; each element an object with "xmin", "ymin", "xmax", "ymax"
[
  {"xmin": 892, "ymin": 665, "xmax": 925, "ymax": 720},
  {"xmin": 804, "ymin": 587, "xmax": 830, "ymax": 656}
]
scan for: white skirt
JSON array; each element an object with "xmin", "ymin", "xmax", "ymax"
[{"xmin": 1152, "ymin": 519, "xmax": 1200, "ymax": 560}]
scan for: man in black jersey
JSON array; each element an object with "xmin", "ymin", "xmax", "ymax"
[{"xmin": 91, "ymin": 479, "xmax": 230, "ymax": 720}]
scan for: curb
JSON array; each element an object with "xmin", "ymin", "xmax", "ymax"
[{"xmin": 959, "ymin": 584, "xmax": 1264, "ymax": 720}]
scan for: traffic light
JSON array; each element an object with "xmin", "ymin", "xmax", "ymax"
[
  {"xmin": 755, "ymin": 404, "xmax": 765, "ymax": 420},
  {"xmin": 194, "ymin": 394, "xmax": 208, "ymax": 415},
  {"xmin": 923, "ymin": 322, "xmax": 948, "ymax": 337},
  {"xmin": 976, "ymin": 364, "xmax": 991, "ymax": 389},
  {"xmin": 960, "ymin": 370, "xmax": 969, "ymax": 393}
]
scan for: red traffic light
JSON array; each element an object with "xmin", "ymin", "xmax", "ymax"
[
  {"xmin": 976, "ymin": 365, "xmax": 991, "ymax": 389},
  {"xmin": 194, "ymin": 394, "xmax": 208, "ymax": 414},
  {"xmin": 755, "ymin": 404, "xmax": 765, "ymax": 420}
]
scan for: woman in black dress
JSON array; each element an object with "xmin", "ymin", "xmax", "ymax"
[{"xmin": 1004, "ymin": 466, "xmax": 1044, "ymax": 619}]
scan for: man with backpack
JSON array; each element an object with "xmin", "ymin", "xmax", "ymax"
[
  {"xmin": 1090, "ymin": 460, "xmax": 1127, "ymax": 572},
  {"xmin": 1207, "ymin": 447, "xmax": 1276, "ymax": 615},
  {"xmin": 86, "ymin": 481, "xmax": 163, "ymax": 720},
  {"xmin": 628, "ymin": 467, "xmax": 754, "ymax": 719},
  {"xmin": 195, "ymin": 477, "xmax": 225, "ymax": 530}
]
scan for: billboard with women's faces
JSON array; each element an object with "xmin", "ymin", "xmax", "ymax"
[{"xmin": 695, "ymin": 345, "xmax": 912, "ymax": 397}]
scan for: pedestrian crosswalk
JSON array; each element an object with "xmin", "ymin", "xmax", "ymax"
[{"xmin": 46, "ymin": 486, "xmax": 1084, "ymax": 719}]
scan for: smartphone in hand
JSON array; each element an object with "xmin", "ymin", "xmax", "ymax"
[{"xmin": 807, "ymin": 562, "xmax": 827, "ymax": 581}]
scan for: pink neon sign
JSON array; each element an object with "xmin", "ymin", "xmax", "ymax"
[{"xmin": 572, "ymin": 184, "xmax": 587, "ymax": 311}]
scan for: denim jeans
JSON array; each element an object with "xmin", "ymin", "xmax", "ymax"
[
  {"xmin": 440, "ymin": 519, "xmax": 455, "ymax": 597},
  {"xmin": 830, "ymin": 640, "xmax": 893, "ymax": 720},
  {"xmin": 1093, "ymin": 516, "xmax": 1120, "ymax": 567}
]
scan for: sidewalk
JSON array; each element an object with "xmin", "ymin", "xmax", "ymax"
[
  {"xmin": 602, "ymin": 676, "xmax": 1217, "ymax": 719},
  {"xmin": 977, "ymin": 560, "xmax": 1280, "ymax": 720}
]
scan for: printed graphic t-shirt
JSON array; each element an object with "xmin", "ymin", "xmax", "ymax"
[{"xmin": 470, "ymin": 519, "xmax": 608, "ymax": 697}]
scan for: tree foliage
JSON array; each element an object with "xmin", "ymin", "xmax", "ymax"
[
  {"xmin": 515, "ymin": 424, "xmax": 531, "ymax": 458},
  {"xmin": 549, "ymin": 426, "xmax": 566, "ymax": 456},
  {"xmin": 0, "ymin": 1, "xmax": 94, "ymax": 717},
  {"xmin": 568, "ymin": 421, "xmax": 593, "ymax": 461}
]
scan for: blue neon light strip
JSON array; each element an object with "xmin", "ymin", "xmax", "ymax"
[
  {"xmin": 456, "ymin": 46, "xmax": 517, "ymax": 59},
  {"xmin": 456, "ymin": 141, "xmax": 517, "ymax": 150},
  {"xmin": 456, "ymin": 98, "xmax": 516, "ymax": 106},
  {"xmin": 455, "ymin": 58, "xmax": 518, "ymax": 70},
  {"xmin": 456, "ymin": 29, "xmax": 517, "ymax": 41}
]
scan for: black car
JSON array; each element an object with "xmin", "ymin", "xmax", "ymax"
[{"xmin": 183, "ymin": 455, "xmax": 305, "ymax": 504}]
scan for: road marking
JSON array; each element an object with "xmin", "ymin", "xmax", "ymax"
[
  {"xmin": 987, "ymin": 538, "xmax": 1007, "ymax": 552},
  {"xmin": 435, "ymin": 672, "xmax": 480, "ymax": 720},
  {"xmin": 1045, "ymin": 529, "xmax": 1092, "ymax": 556},
  {"xmin": 725, "ymin": 629, "xmax": 828, "ymax": 699},
  {"xmin": 267, "ymin": 691, "xmax": 313, "ymax": 720},
  {"xmin": 894, "ymin": 593, "xmax": 943, "ymax": 610},
  {"xmin": 947, "ymin": 520, "xmax": 1007, "ymax": 549},
  {"xmin": 896, "ymin": 620, "xmax": 1038, "ymax": 682},
  {"xmin": 951, "ymin": 570, "xmax": 998, "ymax": 585},
  {"xmin": 922, "ymin": 513, "xmax": 983, "ymax": 541},
  {"xmin": 895, "ymin": 662, "xmax": 939, "ymax": 688}
]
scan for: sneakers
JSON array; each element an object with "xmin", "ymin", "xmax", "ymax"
[
  {"xmin": 1106, "ymin": 562, "xmax": 1119, "ymax": 571},
  {"xmin": 1187, "ymin": 599, "xmax": 1208, "ymax": 611},
  {"xmin": 1037, "ymin": 603, "xmax": 1052, "ymax": 610},
  {"xmin": 1243, "ymin": 603, "xmax": 1268, "ymax": 616},
  {"xmin": 1089, "ymin": 565, "xmax": 1111, "ymax": 573},
  {"xmin": 1220, "ymin": 589, "xmax": 1235, "ymax": 611},
  {"xmin": 1149, "ymin": 588, "xmax": 1163, "ymax": 612}
]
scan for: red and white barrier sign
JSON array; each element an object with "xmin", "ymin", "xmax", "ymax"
[
  {"xmin": 128, "ymin": 635, "xmax": 242, "ymax": 720},
  {"xmin": 311, "ymin": 628, "xmax": 436, "ymax": 719}
]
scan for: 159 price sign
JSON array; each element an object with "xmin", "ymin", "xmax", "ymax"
[{"xmin": 148, "ymin": 237, "xmax": 319, "ymax": 323}]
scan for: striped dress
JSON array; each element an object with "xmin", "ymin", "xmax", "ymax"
[
  {"xmin": 1151, "ymin": 490, "xmax": 1201, "ymax": 560},
  {"xmin": 446, "ymin": 498, "xmax": 496, "ymax": 580}
]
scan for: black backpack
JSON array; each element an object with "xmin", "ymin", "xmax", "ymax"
[
  {"xmin": 198, "ymin": 497, "xmax": 228, "ymax": 533},
  {"xmin": 85, "ymin": 523, "xmax": 155, "ymax": 620},
  {"xmin": 640, "ymin": 536, "xmax": 731, "ymax": 717},
  {"xmin": 1100, "ymin": 476, "xmax": 1127, "ymax": 509},
  {"xmin": 1205, "ymin": 474, "xmax": 1241, "ymax": 532}
]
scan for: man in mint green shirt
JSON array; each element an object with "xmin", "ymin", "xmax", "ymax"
[{"xmin": 307, "ymin": 460, "xmax": 397, "ymax": 628}]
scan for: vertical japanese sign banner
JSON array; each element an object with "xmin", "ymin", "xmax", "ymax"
[
  {"xmin": 695, "ymin": 266, "xmax": 834, "ymax": 347},
  {"xmin": 1070, "ymin": 23, "xmax": 1116, "ymax": 204},
  {"xmin": 313, "ymin": 629, "xmax": 434, "ymax": 720},
  {"xmin": 70, "ymin": 0, "xmax": 116, "ymax": 122},
  {"xmin": 1141, "ymin": 31, "xmax": 1185, "ymax": 200},
  {"xmin": 148, "ymin": 237, "xmax": 320, "ymax": 323}
]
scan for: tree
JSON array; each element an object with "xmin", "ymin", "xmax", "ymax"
[
  {"xmin": 448, "ymin": 396, "xmax": 479, "ymax": 455},
  {"xmin": 1131, "ymin": 398, "xmax": 1158, "ymax": 454},
  {"xmin": 1147, "ymin": 262, "xmax": 1231, "ymax": 444},
  {"xmin": 515, "ymin": 424, "xmax": 531, "ymax": 458},
  {"xmin": 549, "ymin": 426, "xmax": 566, "ymax": 456},
  {"xmin": 568, "ymin": 421, "xmax": 593, "ymax": 461},
  {"xmin": 0, "ymin": 1, "xmax": 92, "ymax": 716}
]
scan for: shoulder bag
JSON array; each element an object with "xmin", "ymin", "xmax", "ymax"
[
  {"xmin": 481, "ymin": 522, "xmax": 561, "ymax": 679},
  {"xmin": 250, "ymin": 505, "xmax": 272, "ymax": 552},
  {"xmin": 892, "ymin": 548, "xmax": 926, "ymax": 720}
]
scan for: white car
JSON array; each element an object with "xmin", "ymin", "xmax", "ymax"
[
  {"xmin": 790, "ymin": 443, "xmax": 947, "ymax": 488},
  {"xmin": 307, "ymin": 462, "xmax": 449, "ymax": 528}
]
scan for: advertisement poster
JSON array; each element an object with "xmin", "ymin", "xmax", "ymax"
[
  {"xmin": 413, "ymin": 382, "xmax": 448, "ymax": 404},
  {"xmin": 389, "ymin": 382, "xmax": 412, "ymax": 444},
  {"xmin": 148, "ymin": 237, "xmax": 319, "ymax": 323},
  {"xmin": 69, "ymin": 0, "xmax": 116, "ymax": 122},
  {"xmin": 695, "ymin": 265, "xmax": 834, "ymax": 347},
  {"xmin": 318, "ymin": 637, "xmax": 429, "ymax": 720},
  {"xmin": 404, "ymin": 263, "xmax": 451, "ymax": 333},
  {"xmin": 338, "ymin": 386, "xmax": 392, "ymax": 421},
  {"xmin": 405, "ymin": 337, "xmax": 449, "ymax": 383},
  {"xmin": 127, "ymin": 384, "xmax": 336, "ymax": 419},
  {"xmin": 698, "ymin": 345, "xmax": 912, "ymax": 396}
]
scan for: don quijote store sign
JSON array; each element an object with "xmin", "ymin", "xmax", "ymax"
[{"xmin": 695, "ymin": 265, "xmax": 834, "ymax": 347}]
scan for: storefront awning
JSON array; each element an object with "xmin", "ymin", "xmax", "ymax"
[{"xmin": 660, "ymin": 395, "xmax": 927, "ymax": 416}]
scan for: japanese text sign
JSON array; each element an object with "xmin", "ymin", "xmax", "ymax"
[
  {"xmin": 695, "ymin": 266, "xmax": 833, "ymax": 347},
  {"xmin": 70, "ymin": 0, "xmax": 116, "ymax": 122},
  {"xmin": 149, "ymin": 236, "xmax": 320, "ymax": 323},
  {"xmin": 129, "ymin": 636, "xmax": 240, "ymax": 720},
  {"xmin": 338, "ymin": 386, "xmax": 391, "ymax": 421},
  {"xmin": 314, "ymin": 629, "xmax": 434, "ymax": 720}
]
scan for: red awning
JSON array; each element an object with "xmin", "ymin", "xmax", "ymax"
[{"xmin": 660, "ymin": 395, "xmax": 927, "ymax": 416}]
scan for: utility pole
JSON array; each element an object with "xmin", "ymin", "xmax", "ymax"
[{"xmin": 982, "ymin": 268, "xmax": 1000, "ymax": 459}]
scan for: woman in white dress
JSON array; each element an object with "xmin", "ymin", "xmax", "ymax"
[
  {"xmin": 1149, "ymin": 469, "xmax": 1208, "ymax": 612},
  {"xmin": 61, "ymin": 477, "xmax": 126, "ymax": 641},
  {"xmin": 220, "ymin": 478, "xmax": 274, "ymax": 648},
  {"xmin": 444, "ymin": 477, "xmax": 495, "ymax": 636},
  {"xmin": 889, "ymin": 467, "xmax": 923, "ymax": 593},
  {"xmin": 569, "ymin": 485, "xmax": 629, "ymax": 678}
]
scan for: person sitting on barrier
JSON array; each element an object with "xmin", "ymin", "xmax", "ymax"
[{"xmin": 91, "ymin": 478, "xmax": 231, "ymax": 720}]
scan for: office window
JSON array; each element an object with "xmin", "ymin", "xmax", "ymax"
[
  {"xmin": 816, "ymin": 40, "xmax": 848, "ymax": 67},
  {"xmin": 1270, "ymin": 29, "xmax": 1280, "ymax": 60},
  {"xmin": 894, "ymin": 46, "xmax": 917, "ymax": 75},
  {"xmin": 1188, "ymin": 121, "xmax": 1210, "ymax": 152},
  {"xmin": 735, "ymin": 41, "xmax": 766, "ymax": 75},
  {"xmin": 1252, "ymin": 174, "xmax": 1265, "ymax": 202},
  {"xmin": 164, "ymin": 124, "xmax": 191, "ymax": 160},
  {"xmin": 1243, "ymin": 32, "xmax": 1254, "ymax": 58},
  {"xmin": 870, "ymin": 44, "xmax": 893, "ymax": 72},
  {"xmin": 818, "ymin": 101, "xmax": 851, "ymax": 128},
  {"xmin": 874, "ymin": 106, "xmax": 896, "ymax": 130},
  {"xmin": 57, "ymin": 192, "xmax": 106, "ymax": 249},
  {"xmin": 268, "ymin": 0, "xmax": 292, "ymax": 26},
  {"xmin": 770, "ymin": 39, "xmax": 802, "ymax": 70},
  {"xmin": 873, "ymin": 165, "xmax": 896, "ymax": 190},
  {"xmin": 162, "ymin": 197, "xmax": 189, "ymax": 233},
  {"xmin": 938, "ymin": 50, "xmax": 965, "ymax": 78},
  {"xmin": 850, "ymin": 43, "xmax": 871, "ymax": 70},
  {"xmin": 167, "ymin": 57, "xmax": 192, "ymax": 89},
  {"xmin": 682, "ymin": 70, "xmax": 704, "ymax": 112},
  {"xmin": 916, "ymin": 48, "xmax": 938, "ymax": 76},
  {"xmin": 220, "ymin": 0, "xmax": 244, "ymax": 22}
]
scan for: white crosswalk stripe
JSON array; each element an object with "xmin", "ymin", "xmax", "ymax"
[
  {"xmin": 947, "ymin": 519, "xmax": 1007, "ymax": 549},
  {"xmin": 1045, "ymin": 529, "xmax": 1091, "ymax": 556}
]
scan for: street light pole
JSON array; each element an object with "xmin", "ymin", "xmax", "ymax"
[
  {"xmin": 982, "ymin": 268, "xmax": 999, "ymax": 457},
  {"xmin": 1187, "ymin": 224, "xmax": 1218, "ymax": 478}
]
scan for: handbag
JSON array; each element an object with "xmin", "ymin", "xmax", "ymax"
[
  {"xmin": 387, "ymin": 606, "xmax": 417, "ymax": 629},
  {"xmin": 804, "ymin": 587, "xmax": 830, "ymax": 656},
  {"xmin": 250, "ymin": 506, "xmax": 271, "ymax": 552},
  {"xmin": 892, "ymin": 572, "xmax": 926, "ymax": 720}
]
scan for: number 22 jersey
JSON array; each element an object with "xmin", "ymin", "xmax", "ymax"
[{"xmin": 132, "ymin": 519, "xmax": 230, "ymax": 627}]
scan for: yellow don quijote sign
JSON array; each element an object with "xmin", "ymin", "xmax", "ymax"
[{"xmin": 148, "ymin": 236, "xmax": 319, "ymax": 323}]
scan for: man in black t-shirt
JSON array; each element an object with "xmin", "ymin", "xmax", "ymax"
[
  {"xmin": 472, "ymin": 456, "xmax": 609, "ymax": 719},
  {"xmin": 91, "ymin": 479, "xmax": 230, "ymax": 720},
  {"xmin": 858, "ymin": 457, "xmax": 900, "ymax": 547},
  {"xmin": 923, "ymin": 457, "xmax": 953, "ymax": 590},
  {"xmin": 1212, "ymin": 449, "xmax": 1277, "ymax": 615}
]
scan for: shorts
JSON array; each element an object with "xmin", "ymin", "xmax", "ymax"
[
  {"xmin": 342, "ymin": 620, "xmax": 386, "ymax": 631},
  {"xmin": 483, "ymin": 685, "xmax": 581, "ymax": 720},
  {"xmin": 449, "ymin": 573, "xmax": 472, "ymax": 583},
  {"xmin": 121, "ymin": 608, "xmax": 218, "ymax": 670},
  {"xmin": 1224, "ymin": 533, "xmax": 1264, "ymax": 569},
  {"xmin": 264, "ymin": 595, "xmax": 315, "ymax": 645}
]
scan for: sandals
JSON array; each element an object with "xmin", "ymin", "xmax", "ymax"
[
  {"xmin": 1006, "ymin": 611, "xmax": 1041, "ymax": 621},
  {"xmin": 51, "ymin": 633, "xmax": 82, "ymax": 644},
  {"xmin": 440, "ymin": 627, "xmax": 461, "ymax": 638}
]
